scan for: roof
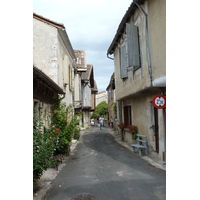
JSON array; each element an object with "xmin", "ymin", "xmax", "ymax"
[
  {"xmin": 106, "ymin": 72, "xmax": 115, "ymax": 91},
  {"xmin": 33, "ymin": 65, "xmax": 65, "ymax": 95},
  {"xmin": 81, "ymin": 64, "xmax": 93, "ymax": 81},
  {"xmin": 92, "ymin": 80, "xmax": 98, "ymax": 93},
  {"xmin": 33, "ymin": 12, "xmax": 76, "ymax": 60},
  {"xmin": 107, "ymin": 0, "xmax": 145, "ymax": 55},
  {"xmin": 33, "ymin": 12, "xmax": 65, "ymax": 29},
  {"xmin": 81, "ymin": 64, "xmax": 95, "ymax": 88}
]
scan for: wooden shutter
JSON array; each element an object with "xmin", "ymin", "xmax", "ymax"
[
  {"xmin": 126, "ymin": 23, "xmax": 140, "ymax": 70},
  {"xmin": 120, "ymin": 45, "xmax": 128, "ymax": 79},
  {"xmin": 70, "ymin": 66, "xmax": 72, "ymax": 91}
]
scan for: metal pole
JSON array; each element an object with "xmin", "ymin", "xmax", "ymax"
[{"xmin": 163, "ymin": 108, "xmax": 166, "ymax": 164}]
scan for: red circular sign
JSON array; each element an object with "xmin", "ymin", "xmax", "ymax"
[{"xmin": 153, "ymin": 94, "xmax": 166, "ymax": 109}]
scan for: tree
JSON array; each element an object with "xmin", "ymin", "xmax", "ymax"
[{"xmin": 92, "ymin": 101, "xmax": 108, "ymax": 118}]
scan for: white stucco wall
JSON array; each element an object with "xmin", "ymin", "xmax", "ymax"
[
  {"xmin": 33, "ymin": 18, "xmax": 58, "ymax": 84},
  {"xmin": 33, "ymin": 17, "xmax": 75, "ymax": 107}
]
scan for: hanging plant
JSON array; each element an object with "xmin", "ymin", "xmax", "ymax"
[
  {"xmin": 117, "ymin": 122, "xmax": 125, "ymax": 129},
  {"xmin": 128, "ymin": 125, "xmax": 138, "ymax": 133}
]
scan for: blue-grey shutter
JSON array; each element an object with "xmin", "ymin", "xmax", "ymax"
[
  {"xmin": 120, "ymin": 45, "xmax": 128, "ymax": 79},
  {"xmin": 126, "ymin": 23, "xmax": 140, "ymax": 70}
]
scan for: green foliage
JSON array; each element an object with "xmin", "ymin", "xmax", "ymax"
[
  {"xmin": 130, "ymin": 126, "xmax": 138, "ymax": 140},
  {"xmin": 74, "ymin": 126, "xmax": 80, "ymax": 140},
  {"xmin": 33, "ymin": 99, "xmax": 81, "ymax": 183},
  {"xmin": 132, "ymin": 132, "xmax": 138, "ymax": 140},
  {"xmin": 48, "ymin": 99, "xmax": 78, "ymax": 155},
  {"xmin": 33, "ymin": 110, "xmax": 55, "ymax": 183},
  {"xmin": 92, "ymin": 101, "xmax": 108, "ymax": 118},
  {"xmin": 111, "ymin": 102, "xmax": 117, "ymax": 118}
]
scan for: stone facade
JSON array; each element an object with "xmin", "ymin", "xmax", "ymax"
[
  {"xmin": 74, "ymin": 50, "xmax": 98, "ymax": 128},
  {"xmin": 107, "ymin": 0, "xmax": 166, "ymax": 161},
  {"xmin": 33, "ymin": 13, "xmax": 76, "ymax": 109}
]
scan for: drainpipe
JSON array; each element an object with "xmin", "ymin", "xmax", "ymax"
[
  {"xmin": 160, "ymin": 87, "xmax": 166, "ymax": 164},
  {"xmin": 60, "ymin": 93, "xmax": 65, "ymax": 100},
  {"xmin": 133, "ymin": 1, "xmax": 152, "ymax": 85},
  {"xmin": 107, "ymin": 53, "xmax": 114, "ymax": 60}
]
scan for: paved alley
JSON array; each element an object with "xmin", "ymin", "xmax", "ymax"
[{"xmin": 44, "ymin": 127, "xmax": 166, "ymax": 200}]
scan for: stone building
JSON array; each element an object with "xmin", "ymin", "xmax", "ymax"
[
  {"xmin": 107, "ymin": 0, "xmax": 166, "ymax": 161},
  {"xmin": 106, "ymin": 72, "xmax": 116, "ymax": 128},
  {"xmin": 33, "ymin": 13, "xmax": 76, "ymax": 111},
  {"xmin": 33, "ymin": 65, "xmax": 65, "ymax": 132},
  {"xmin": 74, "ymin": 50, "xmax": 98, "ymax": 128}
]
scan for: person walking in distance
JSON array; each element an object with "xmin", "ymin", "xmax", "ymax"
[
  {"xmin": 99, "ymin": 115, "xmax": 104, "ymax": 130},
  {"xmin": 110, "ymin": 116, "xmax": 113, "ymax": 129}
]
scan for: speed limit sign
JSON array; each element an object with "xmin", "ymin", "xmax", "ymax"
[{"xmin": 153, "ymin": 94, "xmax": 166, "ymax": 109}]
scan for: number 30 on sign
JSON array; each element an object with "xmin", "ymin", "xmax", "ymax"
[{"xmin": 152, "ymin": 94, "xmax": 166, "ymax": 109}]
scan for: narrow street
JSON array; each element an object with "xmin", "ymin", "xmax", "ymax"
[{"xmin": 44, "ymin": 127, "xmax": 166, "ymax": 200}]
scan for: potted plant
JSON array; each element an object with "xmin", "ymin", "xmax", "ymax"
[
  {"xmin": 117, "ymin": 122, "xmax": 125, "ymax": 141},
  {"xmin": 117, "ymin": 122, "xmax": 125, "ymax": 130},
  {"xmin": 128, "ymin": 125, "xmax": 138, "ymax": 140}
]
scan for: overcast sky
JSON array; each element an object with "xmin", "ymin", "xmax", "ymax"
[{"xmin": 33, "ymin": 0, "xmax": 133, "ymax": 92}]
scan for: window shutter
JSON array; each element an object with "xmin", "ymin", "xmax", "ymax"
[
  {"xmin": 126, "ymin": 23, "xmax": 140, "ymax": 70},
  {"xmin": 120, "ymin": 45, "xmax": 128, "ymax": 79},
  {"xmin": 64, "ymin": 56, "xmax": 69, "ymax": 84}
]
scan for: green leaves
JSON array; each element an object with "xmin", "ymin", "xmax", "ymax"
[
  {"xmin": 92, "ymin": 101, "xmax": 108, "ymax": 118},
  {"xmin": 33, "ymin": 109, "xmax": 55, "ymax": 183},
  {"xmin": 33, "ymin": 99, "xmax": 80, "ymax": 183}
]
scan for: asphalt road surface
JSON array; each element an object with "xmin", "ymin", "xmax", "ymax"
[{"xmin": 44, "ymin": 127, "xmax": 166, "ymax": 200}]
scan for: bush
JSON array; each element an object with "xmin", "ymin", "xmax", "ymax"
[
  {"xmin": 92, "ymin": 101, "xmax": 108, "ymax": 118},
  {"xmin": 74, "ymin": 126, "xmax": 80, "ymax": 140},
  {"xmin": 48, "ymin": 100, "xmax": 78, "ymax": 155},
  {"xmin": 33, "ymin": 110, "xmax": 55, "ymax": 183},
  {"xmin": 33, "ymin": 99, "xmax": 80, "ymax": 183}
]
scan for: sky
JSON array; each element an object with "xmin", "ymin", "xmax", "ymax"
[{"xmin": 33, "ymin": 0, "xmax": 133, "ymax": 92}]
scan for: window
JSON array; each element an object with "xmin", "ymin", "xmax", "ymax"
[
  {"xmin": 124, "ymin": 106, "xmax": 132, "ymax": 126},
  {"xmin": 126, "ymin": 23, "xmax": 141, "ymax": 71}
]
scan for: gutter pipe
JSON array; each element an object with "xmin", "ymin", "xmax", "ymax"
[
  {"xmin": 107, "ymin": 54, "xmax": 114, "ymax": 60},
  {"xmin": 60, "ymin": 93, "xmax": 66, "ymax": 100}
]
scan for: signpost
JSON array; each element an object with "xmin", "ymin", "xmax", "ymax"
[{"xmin": 153, "ymin": 94, "xmax": 166, "ymax": 163}]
